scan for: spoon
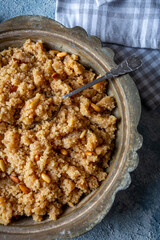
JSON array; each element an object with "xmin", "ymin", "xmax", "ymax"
[
  {"xmin": 45, "ymin": 55, "xmax": 142, "ymax": 124},
  {"xmin": 62, "ymin": 55, "xmax": 142, "ymax": 99}
]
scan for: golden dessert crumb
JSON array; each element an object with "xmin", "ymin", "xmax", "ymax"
[{"xmin": 0, "ymin": 40, "xmax": 117, "ymax": 225}]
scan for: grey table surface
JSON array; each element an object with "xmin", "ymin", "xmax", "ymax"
[{"xmin": 0, "ymin": 1, "xmax": 160, "ymax": 239}]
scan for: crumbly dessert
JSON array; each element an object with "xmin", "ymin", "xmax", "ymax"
[{"xmin": 0, "ymin": 40, "xmax": 117, "ymax": 225}]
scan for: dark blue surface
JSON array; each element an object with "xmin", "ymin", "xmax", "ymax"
[{"xmin": 0, "ymin": 1, "xmax": 160, "ymax": 239}]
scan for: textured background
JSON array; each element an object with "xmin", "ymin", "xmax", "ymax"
[{"xmin": 0, "ymin": 0, "xmax": 160, "ymax": 239}]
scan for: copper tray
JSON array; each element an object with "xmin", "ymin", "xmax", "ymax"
[{"xmin": 0, "ymin": 16, "xmax": 143, "ymax": 239}]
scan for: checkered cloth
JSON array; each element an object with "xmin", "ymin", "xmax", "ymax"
[{"xmin": 55, "ymin": 0, "xmax": 160, "ymax": 109}]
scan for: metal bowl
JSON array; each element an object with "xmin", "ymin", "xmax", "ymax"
[{"xmin": 0, "ymin": 16, "xmax": 143, "ymax": 239}]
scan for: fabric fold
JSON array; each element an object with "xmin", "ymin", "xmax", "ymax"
[
  {"xmin": 56, "ymin": 0, "xmax": 160, "ymax": 49},
  {"xmin": 96, "ymin": 0, "xmax": 117, "ymax": 7}
]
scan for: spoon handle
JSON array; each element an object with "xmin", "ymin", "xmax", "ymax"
[{"xmin": 62, "ymin": 56, "xmax": 142, "ymax": 99}]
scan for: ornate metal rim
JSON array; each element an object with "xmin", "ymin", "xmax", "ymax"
[{"xmin": 0, "ymin": 16, "xmax": 143, "ymax": 239}]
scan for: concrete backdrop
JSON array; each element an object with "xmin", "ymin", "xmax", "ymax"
[{"xmin": 0, "ymin": 1, "xmax": 160, "ymax": 239}]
